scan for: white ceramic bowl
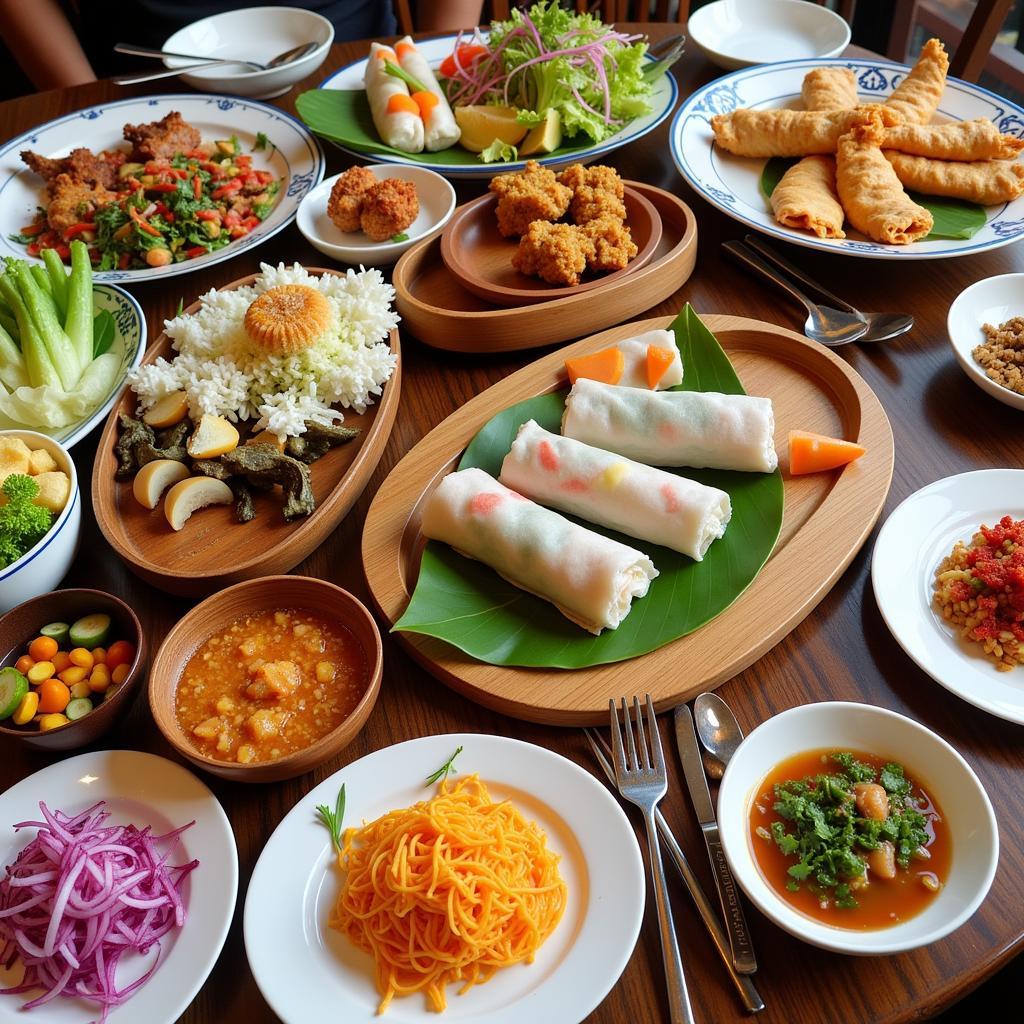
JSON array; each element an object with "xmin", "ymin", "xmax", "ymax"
[
  {"xmin": 718, "ymin": 701, "xmax": 998, "ymax": 955},
  {"xmin": 163, "ymin": 6, "xmax": 333, "ymax": 99},
  {"xmin": 947, "ymin": 273, "xmax": 1024, "ymax": 412},
  {"xmin": 689, "ymin": 0, "xmax": 851, "ymax": 71},
  {"xmin": 0, "ymin": 430, "xmax": 81, "ymax": 613},
  {"xmin": 297, "ymin": 164, "xmax": 457, "ymax": 266}
]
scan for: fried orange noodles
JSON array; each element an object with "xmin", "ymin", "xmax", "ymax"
[{"xmin": 330, "ymin": 775, "xmax": 567, "ymax": 1014}]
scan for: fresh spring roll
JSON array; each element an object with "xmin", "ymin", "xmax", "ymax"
[
  {"xmin": 616, "ymin": 330, "xmax": 684, "ymax": 389},
  {"xmin": 396, "ymin": 36, "xmax": 461, "ymax": 152},
  {"xmin": 364, "ymin": 42, "xmax": 424, "ymax": 154},
  {"xmin": 499, "ymin": 420, "xmax": 731, "ymax": 560},
  {"xmin": 420, "ymin": 467, "xmax": 658, "ymax": 634},
  {"xmin": 562, "ymin": 378, "xmax": 778, "ymax": 473}
]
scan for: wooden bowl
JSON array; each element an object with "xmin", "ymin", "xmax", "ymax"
[
  {"xmin": 149, "ymin": 575, "xmax": 383, "ymax": 783},
  {"xmin": 0, "ymin": 589, "xmax": 146, "ymax": 752},
  {"xmin": 439, "ymin": 186, "xmax": 662, "ymax": 306}
]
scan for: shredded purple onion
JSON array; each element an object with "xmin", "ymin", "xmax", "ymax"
[{"xmin": 0, "ymin": 802, "xmax": 197, "ymax": 1023}]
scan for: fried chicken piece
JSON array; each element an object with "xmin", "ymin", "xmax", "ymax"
[
  {"xmin": 582, "ymin": 216, "xmax": 637, "ymax": 272},
  {"xmin": 557, "ymin": 163, "xmax": 625, "ymax": 199},
  {"xmin": 21, "ymin": 147, "xmax": 123, "ymax": 190},
  {"xmin": 489, "ymin": 159, "xmax": 572, "ymax": 238},
  {"xmin": 512, "ymin": 221, "xmax": 595, "ymax": 286},
  {"xmin": 326, "ymin": 165, "xmax": 376, "ymax": 232},
  {"xmin": 359, "ymin": 178, "xmax": 419, "ymax": 241},
  {"xmin": 45, "ymin": 174, "xmax": 115, "ymax": 235},
  {"xmin": 123, "ymin": 111, "xmax": 201, "ymax": 161},
  {"xmin": 570, "ymin": 184, "xmax": 627, "ymax": 225}
]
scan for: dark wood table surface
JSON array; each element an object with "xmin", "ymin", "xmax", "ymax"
[{"xmin": 1, "ymin": 24, "xmax": 1021, "ymax": 1024}]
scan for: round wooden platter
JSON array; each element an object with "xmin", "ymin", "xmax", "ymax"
[
  {"xmin": 438, "ymin": 185, "xmax": 662, "ymax": 306},
  {"xmin": 92, "ymin": 270, "xmax": 401, "ymax": 598},
  {"xmin": 393, "ymin": 183, "xmax": 697, "ymax": 353},
  {"xmin": 362, "ymin": 313, "xmax": 894, "ymax": 725}
]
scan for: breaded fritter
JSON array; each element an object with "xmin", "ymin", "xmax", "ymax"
[
  {"xmin": 582, "ymin": 216, "xmax": 637, "ymax": 272},
  {"xmin": 327, "ymin": 165, "xmax": 377, "ymax": 232},
  {"xmin": 489, "ymin": 159, "xmax": 571, "ymax": 238},
  {"xmin": 557, "ymin": 163, "xmax": 624, "ymax": 199},
  {"xmin": 123, "ymin": 111, "xmax": 201, "ymax": 161},
  {"xmin": 512, "ymin": 221, "xmax": 595, "ymax": 286},
  {"xmin": 21, "ymin": 147, "xmax": 123, "ymax": 190},
  {"xmin": 359, "ymin": 178, "xmax": 419, "ymax": 241},
  {"xmin": 570, "ymin": 184, "xmax": 627, "ymax": 225},
  {"xmin": 45, "ymin": 174, "xmax": 115, "ymax": 234}
]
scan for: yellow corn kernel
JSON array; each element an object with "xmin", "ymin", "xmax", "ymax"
[
  {"xmin": 27, "ymin": 661, "xmax": 55, "ymax": 684},
  {"xmin": 88, "ymin": 664, "xmax": 112, "ymax": 693},
  {"xmin": 70, "ymin": 681, "xmax": 92, "ymax": 700},
  {"xmin": 38, "ymin": 713, "xmax": 69, "ymax": 732},
  {"xmin": 597, "ymin": 462, "xmax": 629, "ymax": 490},
  {"xmin": 90, "ymin": 646, "xmax": 107, "ymax": 665},
  {"xmin": 12, "ymin": 691, "xmax": 39, "ymax": 725},
  {"xmin": 111, "ymin": 663, "xmax": 129, "ymax": 685},
  {"xmin": 68, "ymin": 648, "xmax": 94, "ymax": 670},
  {"xmin": 58, "ymin": 666, "xmax": 88, "ymax": 686}
]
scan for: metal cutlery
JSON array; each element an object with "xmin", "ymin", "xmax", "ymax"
[
  {"xmin": 694, "ymin": 691, "xmax": 746, "ymax": 780},
  {"xmin": 112, "ymin": 41, "xmax": 319, "ymax": 85}
]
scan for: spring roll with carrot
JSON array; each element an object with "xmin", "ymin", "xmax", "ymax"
[
  {"xmin": 395, "ymin": 36, "xmax": 461, "ymax": 152},
  {"xmin": 802, "ymin": 67, "xmax": 858, "ymax": 111},
  {"xmin": 884, "ymin": 152, "xmax": 1024, "ymax": 205},
  {"xmin": 882, "ymin": 118, "xmax": 1024, "ymax": 161},
  {"xmin": 885, "ymin": 38, "xmax": 949, "ymax": 125},
  {"xmin": 771, "ymin": 155, "xmax": 846, "ymax": 238},
  {"xmin": 364, "ymin": 42, "xmax": 424, "ymax": 154}
]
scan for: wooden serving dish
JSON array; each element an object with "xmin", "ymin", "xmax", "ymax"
[
  {"xmin": 393, "ymin": 183, "xmax": 698, "ymax": 353},
  {"xmin": 439, "ymin": 186, "xmax": 662, "ymax": 306},
  {"xmin": 362, "ymin": 314, "xmax": 894, "ymax": 725},
  {"xmin": 92, "ymin": 270, "xmax": 401, "ymax": 597}
]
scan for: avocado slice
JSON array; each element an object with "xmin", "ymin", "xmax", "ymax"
[{"xmin": 518, "ymin": 109, "xmax": 562, "ymax": 157}]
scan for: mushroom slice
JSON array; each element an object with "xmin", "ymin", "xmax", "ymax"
[
  {"xmin": 164, "ymin": 476, "xmax": 233, "ymax": 531},
  {"xmin": 132, "ymin": 458, "xmax": 190, "ymax": 510}
]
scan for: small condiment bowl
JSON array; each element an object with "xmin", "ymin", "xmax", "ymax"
[
  {"xmin": 149, "ymin": 575, "xmax": 383, "ymax": 783},
  {"xmin": 717, "ymin": 701, "xmax": 998, "ymax": 955},
  {"xmin": 0, "ymin": 430, "xmax": 81, "ymax": 614},
  {"xmin": 0, "ymin": 589, "xmax": 146, "ymax": 751},
  {"xmin": 947, "ymin": 272, "xmax": 1024, "ymax": 412},
  {"xmin": 297, "ymin": 164, "xmax": 457, "ymax": 266}
]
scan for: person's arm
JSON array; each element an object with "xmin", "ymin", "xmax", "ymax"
[
  {"xmin": 0, "ymin": 0, "xmax": 95, "ymax": 89},
  {"xmin": 416, "ymin": 0, "xmax": 485, "ymax": 32}
]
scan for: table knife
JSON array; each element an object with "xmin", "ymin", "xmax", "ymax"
[{"xmin": 675, "ymin": 703, "xmax": 758, "ymax": 975}]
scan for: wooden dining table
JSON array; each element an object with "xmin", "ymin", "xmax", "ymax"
[{"xmin": 1, "ymin": 22, "xmax": 1022, "ymax": 1024}]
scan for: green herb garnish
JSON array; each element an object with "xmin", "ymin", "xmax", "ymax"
[
  {"xmin": 252, "ymin": 132, "xmax": 269, "ymax": 151},
  {"xmin": 390, "ymin": 232, "xmax": 409, "ymax": 243},
  {"xmin": 425, "ymin": 745, "xmax": 463, "ymax": 786},
  {"xmin": 315, "ymin": 783, "xmax": 346, "ymax": 853},
  {"xmin": 383, "ymin": 59, "xmax": 429, "ymax": 95}
]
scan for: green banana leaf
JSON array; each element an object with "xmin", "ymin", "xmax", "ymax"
[
  {"xmin": 393, "ymin": 305, "xmax": 785, "ymax": 669},
  {"xmin": 759, "ymin": 157, "xmax": 986, "ymax": 241}
]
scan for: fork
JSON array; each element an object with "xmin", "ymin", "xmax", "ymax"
[{"xmin": 610, "ymin": 696, "xmax": 695, "ymax": 1024}]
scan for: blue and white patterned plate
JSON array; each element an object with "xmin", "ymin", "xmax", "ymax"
[
  {"xmin": 670, "ymin": 58, "xmax": 1024, "ymax": 259},
  {"xmin": 0, "ymin": 95, "xmax": 325, "ymax": 282}
]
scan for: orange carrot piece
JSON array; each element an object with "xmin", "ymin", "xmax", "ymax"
[
  {"xmin": 396, "ymin": 41, "xmax": 415, "ymax": 58},
  {"xmin": 646, "ymin": 345, "xmax": 675, "ymax": 389},
  {"xmin": 375, "ymin": 48, "xmax": 396, "ymax": 61},
  {"xmin": 566, "ymin": 346, "xmax": 625, "ymax": 386},
  {"xmin": 788, "ymin": 430, "xmax": 865, "ymax": 474},
  {"xmin": 387, "ymin": 93, "xmax": 420, "ymax": 116},
  {"xmin": 412, "ymin": 90, "xmax": 439, "ymax": 119}
]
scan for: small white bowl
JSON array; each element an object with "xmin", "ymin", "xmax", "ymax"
[
  {"xmin": 0, "ymin": 430, "xmax": 81, "ymax": 613},
  {"xmin": 297, "ymin": 164, "xmax": 457, "ymax": 266},
  {"xmin": 718, "ymin": 701, "xmax": 998, "ymax": 955},
  {"xmin": 947, "ymin": 272, "xmax": 1024, "ymax": 412},
  {"xmin": 689, "ymin": 0, "xmax": 851, "ymax": 71},
  {"xmin": 163, "ymin": 6, "xmax": 333, "ymax": 100}
]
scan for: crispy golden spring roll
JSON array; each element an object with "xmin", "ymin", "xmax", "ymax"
[
  {"xmin": 771, "ymin": 155, "xmax": 846, "ymax": 238},
  {"xmin": 885, "ymin": 38, "xmax": 949, "ymax": 125},
  {"xmin": 802, "ymin": 67, "xmax": 858, "ymax": 111},
  {"xmin": 884, "ymin": 151, "xmax": 1024, "ymax": 205},
  {"xmin": 883, "ymin": 118, "xmax": 1024, "ymax": 161},
  {"xmin": 836, "ymin": 118, "xmax": 933, "ymax": 244},
  {"xmin": 711, "ymin": 104, "xmax": 902, "ymax": 157}
]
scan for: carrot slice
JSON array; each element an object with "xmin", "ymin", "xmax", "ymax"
[
  {"xmin": 788, "ymin": 430, "xmax": 866, "ymax": 474},
  {"xmin": 412, "ymin": 91, "xmax": 439, "ymax": 119},
  {"xmin": 396, "ymin": 41, "xmax": 416, "ymax": 59},
  {"xmin": 387, "ymin": 93, "xmax": 420, "ymax": 116},
  {"xmin": 566, "ymin": 346, "xmax": 625, "ymax": 386},
  {"xmin": 646, "ymin": 345, "xmax": 675, "ymax": 389},
  {"xmin": 375, "ymin": 48, "xmax": 396, "ymax": 61}
]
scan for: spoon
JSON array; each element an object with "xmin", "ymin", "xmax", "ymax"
[
  {"xmin": 743, "ymin": 234, "xmax": 914, "ymax": 343},
  {"xmin": 693, "ymin": 692, "xmax": 746, "ymax": 780},
  {"xmin": 112, "ymin": 41, "xmax": 319, "ymax": 85},
  {"xmin": 722, "ymin": 240, "xmax": 869, "ymax": 347}
]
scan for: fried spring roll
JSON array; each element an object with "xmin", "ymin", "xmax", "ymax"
[
  {"xmin": 771, "ymin": 155, "xmax": 846, "ymax": 238},
  {"xmin": 883, "ymin": 118, "xmax": 1024, "ymax": 161},
  {"xmin": 802, "ymin": 67, "xmax": 858, "ymax": 111},
  {"xmin": 836, "ymin": 119, "xmax": 933, "ymax": 245},
  {"xmin": 711, "ymin": 104, "xmax": 902, "ymax": 157},
  {"xmin": 885, "ymin": 38, "xmax": 949, "ymax": 125},
  {"xmin": 884, "ymin": 151, "xmax": 1024, "ymax": 205},
  {"xmin": 364, "ymin": 42, "xmax": 424, "ymax": 154},
  {"xmin": 395, "ymin": 36, "xmax": 461, "ymax": 152}
]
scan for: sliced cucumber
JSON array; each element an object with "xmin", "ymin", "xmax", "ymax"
[
  {"xmin": 40, "ymin": 621, "xmax": 70, "ymax": 647},
  {"xmin": 0, "ymin": 668, "xmax": 29, "ymax": 720},
  {"xmin": 65, "ymin": 697, "xmax": 93, "ymax": 721},
  {"xmin": 69, "ymin": 613, "xmax": 111, "ymax": 650}
]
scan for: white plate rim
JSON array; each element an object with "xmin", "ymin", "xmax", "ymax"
[
  {"xmin": 243, "ymin": 732, "xmax": 645, "ymax": 1024},
  {"xmin": 0, "ymin": 749, "xmax": 238, "ymax": 1024}
]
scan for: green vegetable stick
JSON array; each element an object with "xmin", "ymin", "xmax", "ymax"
[
  {"xmin": 0, "ymin": 274, "xmax": 60, "ymax": 389},
  {"xmin": 64, "ymin": 240, "xmax": 94, "ymax": 372},
  {"xmin": 14, "ymin": 262, "xmax": 81, "ymax": 390},
  {"xmin": 0, "ymin": 321, "xmax": 27, "ymax": 391},
  {"xmin": 30, "ymin": 265, "xmax": 53, "ymax": 298},
  {"xmin": 42, "ymin": 248, "xmax": 69, "ymax": 322},
  {"xmin": 0, "ymin": 310, "xmax": 18, "ymax": 344}
]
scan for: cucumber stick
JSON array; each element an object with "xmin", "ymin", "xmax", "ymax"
[{"xmin": 64, "ymin": 239, "xmax": 94, "ymax": 373}]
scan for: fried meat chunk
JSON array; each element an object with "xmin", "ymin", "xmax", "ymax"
[
  {"xmin": 326, "ymin": 165, "xmax": 377, "ymax": 232},
  {"xmin": 123, "ymin": 111, "xmax": 201, "ymax": 161},
  {"xmin": 359, "ymin": 177, "xmax": 419, "ymax": 241},
  {"xmin": 489, "ymin": 159, "xmax": 572, "ymax": 238},
  {"xmin": 582, "ymin": 216, "xmax": 637, "ymax": 272},
  {"xmin": 512, "ymin": 221, "xmax": 595, "ymax": 286},
  {"xmin": 21, "ymin": 147, "xmax": 123, "ymax": 190},
  {"xmin": 45, "ymin": 174, "xmax": 115, "ymax": 234},
  {"xmin": 557, "ymin": 163, "xmax": 625, "ymax": 199},
  {"xmin": 569, "ymin": 184, "xmax": 627, "ymax": 225}
]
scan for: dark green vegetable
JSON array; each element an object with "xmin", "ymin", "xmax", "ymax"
[{"xmin": 0, "ymin": 474, "xmax": 53, "ymax": 569}]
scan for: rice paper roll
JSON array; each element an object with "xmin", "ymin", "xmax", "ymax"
[
  {"xmin": 615, "ymin": 329, "xmax": 684, "ymax": 389},
  {"xmin": 364, "ymin": 42, "xmax": 424, "ymax": 154},
  {"xmin": 499, "ymin": 420, "xmax": 730, "ymax": 560},
  {"xmin": 396, "ymin": 36, "xmax": 461, "ymax": 152},
  {"xmin": 420, "ymin": 467, "xmax": 658, "ymax": 634},
  {"xmin": 562, "ymin": 378, "xmax": 778, "ymax": 473}
]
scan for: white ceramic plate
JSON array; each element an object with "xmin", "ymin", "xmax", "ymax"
[
  {"xmin": 947, "ymin": 272, "xmax": 1024, "ymax": 411},
  {"xmin": 315, "ymin": 34, "xmax": 678, "ymax": 179},
  {"xmin": 244, "ymin": 733, "xmax": 644, "ymax": 1024},
  {"xmin": 0, "ymin": 750, "xmax": 237, "ymax": 1023},
  {"xmin": 297, "ymin": 164, "xmax": 456, "ymax": 265},
  {"xmin": 0, "ymin": 95, "xmax": 325, "ymax": 282},
  {"xmin": 670, "ymin": 57, "xmax": 1024, "ymax": 259},
  {"xmin": 872, "ymin": 469, "xmax": 1024, "ymax": 724}
]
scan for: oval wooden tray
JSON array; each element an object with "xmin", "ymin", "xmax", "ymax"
[
  {"xmin": 362, "ymin": 313, "xmax": 894, "ymax": 725},
  {"xmin": 93, "ymin": 270, "xmax": 401, "ymax": 598},
  {"xmin": 393, "ymin": 183, "xmax": 697, "ymax": 353},
  {"xmin": 438, "ymin": 185, "xmax": 662, "ymax": 306}
]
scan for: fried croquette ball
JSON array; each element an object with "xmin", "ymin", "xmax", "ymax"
[
  {"xmin": 359, "ymin": 178, "xmax": 419, "ymax": 241},
  {"xmin": 489, "ymin": 160, "xmax": 572, "ymax": 238},
  {"xmin": 557, "ymin": 163, "xmax": 625, "ymax": 199},
  {"xmin": 327, "ymin": 165, "xmax": 376, "ymax": 232},
  {"xmin": 570, "ymin": 184, "xmax": 627, "ymax": 225},
  {"xmin": 512, "ymin": 221, "xmax": 595, "ymax": 286},
  {"xmin": 583, "ymin": 216, "xmax": 638, "ymax": 272}
]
